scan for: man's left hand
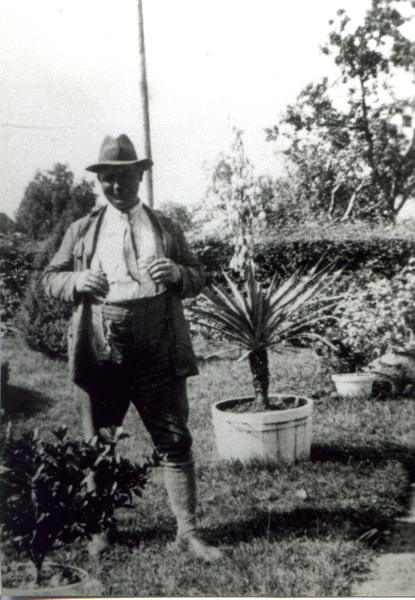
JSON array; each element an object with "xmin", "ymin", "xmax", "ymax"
[{"xmin": 147, "ymin": 258, "xmax": 181, "ymax": 284}]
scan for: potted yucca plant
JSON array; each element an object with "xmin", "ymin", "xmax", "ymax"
[{"xmin": 192, "ymin": 260, "xmax": 341, "ymax": 464}]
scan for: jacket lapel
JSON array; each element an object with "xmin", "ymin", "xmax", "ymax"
[
  {"xmin": 81, "ymin": 205, "xmax": 107, "ymax": 268},
  {"xmin": 143, "ymin": 204, "xmax": 173, "ymax": 258}
]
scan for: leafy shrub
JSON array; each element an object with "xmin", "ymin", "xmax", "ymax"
[
  {"xmin": 0, "ymin": 234, "xmax": 36, "ymax": 330},
  {"xmin": 14, "ymin": 270, "xmax": 71, "ymax": 359},
  {"xmin": 192, "ymin": 239, "xmax": 234, "ymax": 285},
  {"xmin": 0, "ymin": 426, "xmax": 152, "ymax": 584},
  {"xmin": 0, "ymin": 232, "xmax": 73, "ymax": 358},
  {"xmin": 326, "ymin": 258, "xmax": 415, "ymax": 371},
  {"xmin": 11, "ymin": 224, "xmax": 82, "ymax": 359}
]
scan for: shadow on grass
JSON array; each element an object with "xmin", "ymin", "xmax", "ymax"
[
  {"xmin": 111, "ymin": 524, "xmax": 175, "ymax": 547},
  {"xmin": 1, "ymin": 385, "xmax": 55, "ymax": 419},
  {"xmin": 386, "ymin": 520, "xmax": 415, "ymax": 553},
  {"xmin": 112, "ymin": 503, "xmax": 392, "ymax": 550},
  {"xmin": 206, "ymin": 504, "xmax": 393, "ymax": 548},
  {"xmin": 311, "ymin": 441, "xmax": 415, "ymax": 484}
]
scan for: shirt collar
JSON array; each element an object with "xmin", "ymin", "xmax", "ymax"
[
  {"xmin": 103, "ymin": 198, "xmax": 142, "ymax": 221},
  {"xmin": 127, "ymin": 199, "xmax": 143, "ymax": 219}
]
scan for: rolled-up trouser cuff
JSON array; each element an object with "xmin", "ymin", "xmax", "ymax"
[{"xmin": 161, "ymin": 457, "xmax": 194, "ymax": 470}]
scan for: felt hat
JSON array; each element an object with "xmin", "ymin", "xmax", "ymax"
[{"xmin": 86, "ymin": 134, "xmax": 153, "ymax": 173}]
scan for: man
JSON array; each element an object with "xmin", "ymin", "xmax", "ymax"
[{"xmin": 43, "ymin": 134, "xmax": 222, "ymax": 562}]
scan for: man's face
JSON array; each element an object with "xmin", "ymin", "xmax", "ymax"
[{"xmin": 98, "ymin": 165, "xmax": 144, "ymax": 212}]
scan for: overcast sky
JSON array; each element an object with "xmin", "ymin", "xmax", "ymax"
[{"xmin": 0, "ymin": 0, "xmax": 388, "ymax": 218}]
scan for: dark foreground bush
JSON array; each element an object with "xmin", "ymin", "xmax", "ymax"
[{"xmin": 0, "ymin": 426, "xmax": 152, "ymax": 584}]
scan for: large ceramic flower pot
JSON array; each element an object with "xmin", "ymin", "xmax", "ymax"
[
  {"xmin": 2, "ymin": 561, "xmax": 104, "ymax": 597},
  {"xmin": 331, "ymin": 373, "xmax": 376, "ymax": 398},
  {"xmin": 211, "ymin": 395, "xmax": 313, "ymax": 464}
]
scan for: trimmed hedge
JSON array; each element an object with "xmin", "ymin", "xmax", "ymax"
[{"xmin": 193, "ymin": 237, "xmax": 415, "ymax": 282}]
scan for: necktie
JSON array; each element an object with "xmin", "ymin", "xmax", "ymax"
[{"xmin": 123, "ymin": 218, "xmax": 141, "ymax": 282}]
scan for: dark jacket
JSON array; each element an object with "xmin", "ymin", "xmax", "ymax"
[{"xmin": 43, "ymin": 203, "xmax": 204, "ymax": 392}]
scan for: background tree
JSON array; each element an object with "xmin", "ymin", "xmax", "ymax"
[
  {"xmin": 4, "ymin": 165, "xmax": 97, "ymax": 357},
  {"xmin": 0, "ymin": 213, "xmax": 16, "ymax": 235},
  {"xmin": 15, "ymin": 164, "xmax": 96, "ymax": 249},
  {"xmin": 267, "ymin": 0, "xmax": 415, "ymax": 223}
]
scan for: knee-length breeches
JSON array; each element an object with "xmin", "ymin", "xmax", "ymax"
[{"xmin": 87, "ymin": 293, "xmax": 193, "ymax": 465}]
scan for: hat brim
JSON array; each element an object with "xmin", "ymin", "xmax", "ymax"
[{"xmin": 86, "ymin": 158, "xmax": 153, "ymax": 173}]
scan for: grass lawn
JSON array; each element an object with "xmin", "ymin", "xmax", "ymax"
[{"xmin": 1, "ymin": 333, "xmax": 415, "ymax": 596}]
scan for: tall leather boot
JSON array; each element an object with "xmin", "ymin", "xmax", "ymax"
[{"xmin": 163, "ymin": 462, "xmax": 222, "ymax": 563}]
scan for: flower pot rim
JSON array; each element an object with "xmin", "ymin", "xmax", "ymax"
[
  {"xmin": 331, "ymin": 373, "xmax": 377, "ymax": 382},
  {"xmin": 2, "ymin": 561, "xmax": 90, "ymax": 595},
  {"xmin": 212, "ymin": 395, "xmax": 313, "ymax": 424}
]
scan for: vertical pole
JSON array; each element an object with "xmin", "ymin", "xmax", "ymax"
[{"xmin": 137, "ymin": 0, "xmax": 153, "ymax": 207}]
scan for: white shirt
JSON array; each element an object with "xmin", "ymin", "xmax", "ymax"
[{"xmin": 91, "ymin": 199, "xmax": 166, "ymax": 302}]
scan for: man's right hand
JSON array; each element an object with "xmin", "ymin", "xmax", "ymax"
[{"xmin": 75, "ymin": 269, "xmax": 110, "ymax": 298}]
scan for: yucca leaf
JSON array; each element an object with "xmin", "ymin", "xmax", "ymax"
[
  {"xmin": 192, "ymin": 303, "xmax": 251, "ymax": 335},
  {"xmin": 265, "ymin": 271, "xmax": 306, "ymax": 309},
  {"xmin": 237, "ymin": 349, "xmax": 252, "ymax": 362},
  {"xmin": 193, "ymin": 296, "xmax": 255, "ymax": 340},
  {"xmin": 267, "ymin": 312, "xmax": 337, "ymax": 348},
  {"xmin": 194, "ymin": 321, "xmax": 253, "ymax": 349},
  {"xmin": 205, "ymin": 272, "xmax": 264, "ymax": 330},
  {"xmin": 267, "ymin": 265, "xmax": 340, "ymax": 322},
  {"xmin": 244, "ymin": 266, "xmax": 266, "ymax": 345},
  {"xmin": 265, "ymin": 309, "xmax": 336, "ymax": 343},
  {"xmin": 222, "ymin": 273, "xmax": 253, "ymax": 324},
  {"xmin": 191, "ymin": 311, "xmax": 254, "ymax": 346},
  {"xmin": 300, "ymin": 293, "xmax": 345, "ymax": 307},
  {"xmin": 203, "ymin": 285, "xmax": 244, "ymax": 318},
  {"xmin": 203, "ymin": 346, "xmax": 240, "ymax": 360},
  {"xmin": 270, "ymin": 281, "xmax": 331, "ymax": 323},
  {"xmin": 285, "ymin": 332, "xmax": 339, "ymax": 351},
  {"xmin": 192, "ymin": 311, "xmax": 254, "ymax": 343},
  {"xmin": 204, "ymin": 282, "xmax": 253, "ymax": 332}
]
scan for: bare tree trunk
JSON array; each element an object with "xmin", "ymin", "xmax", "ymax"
[
  {"xmin": 340, "ymin": 180, "xmax": 370, "ymax": 222},
  {"xmin": 394, "ymin": 193, "xmax": 410, "ymax": 216},
  {"xmin": 328, "ymin": 183, "xmax": 342, "ymax": 220},
  {"xmin": 359, "ymin": 75, "xmax": 375, "ymax": 171},
  {"xmin": 249, "ymin": 348, "xmax": 270, "ymax": 411},
  {"xmin": 392, "ymin": 130, "xmax": 415, "ymax": 217}
]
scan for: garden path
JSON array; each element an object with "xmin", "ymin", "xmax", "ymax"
[{"xmin": 353, "ymin": 483, "xmax": 415, "ymax": 597}]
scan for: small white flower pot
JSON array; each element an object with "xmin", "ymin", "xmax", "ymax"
[{"xmin": 331, "ymin": 373, "xmax": 376, "ymax": 398}]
